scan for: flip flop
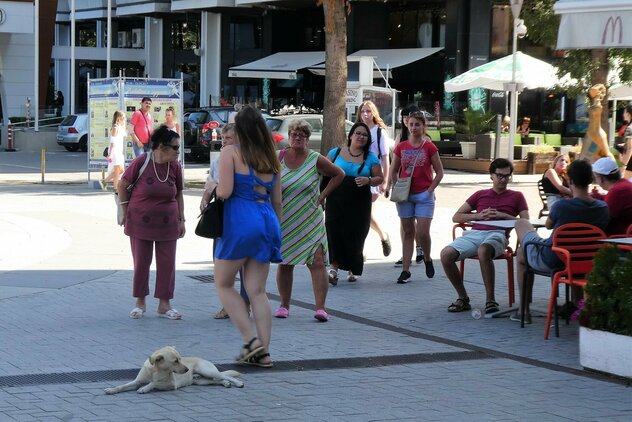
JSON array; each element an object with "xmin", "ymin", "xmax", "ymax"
[
  {"xmin": 129, "ymin": 307, "xmax": 145, "ymax": 319},
  {"xmin": 213, "ymin": 308, "xmax": 229, "ymax": 319},
  {"xmin": 158, "ymin": 308, "xmax": 182, "ymax": 320}
]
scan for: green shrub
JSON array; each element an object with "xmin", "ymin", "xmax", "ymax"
[{"xmin": 581, "ymin": 247, "xmax": 632, "ymax": 336}]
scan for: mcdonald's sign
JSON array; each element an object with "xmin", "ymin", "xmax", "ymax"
[{"xmin": 601, "ymin": 16, "xmax": 623, "ymax": 45}]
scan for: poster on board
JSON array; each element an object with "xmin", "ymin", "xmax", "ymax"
[{"xmin": 87, "ymin": 77, "xmax": 183, "ymax": 170}]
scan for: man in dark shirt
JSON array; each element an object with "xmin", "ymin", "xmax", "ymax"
[{"xmin": 513, "ymin": 159, "xmax": 608, "ymax": 322}]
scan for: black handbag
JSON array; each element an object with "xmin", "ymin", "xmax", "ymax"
[
  {"xmin": 195, "ymin": 188, "xmax": 224, "ymax": 238},
  {"xmin": 103, "ymin": 147, "xmax": 109, "ymax": 157}
]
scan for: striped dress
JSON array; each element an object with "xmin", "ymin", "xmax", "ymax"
[{"xmin": 280, "ymin": 150, "xmax": 328, "ymax": 265}]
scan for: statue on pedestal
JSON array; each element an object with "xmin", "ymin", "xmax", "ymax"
[{"xmin": 580, "ymin": 84, "xmax": 613, "ymax": 163}]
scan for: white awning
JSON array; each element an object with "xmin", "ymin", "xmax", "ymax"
[
  {"xmin": 228, "ymin": 52, "xmax": 325, "ymax": 80},
  {"xmin": 554, "ymin": 0, "xmax": 632, "ymax": 49},
  {"xmin": 348, "ymin": 48, "xmax": 443, "ymax": 70}
]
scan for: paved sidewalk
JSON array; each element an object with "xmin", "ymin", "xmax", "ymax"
[{"xmin": 0, "ymin": 156, "xmax": 630, "ymax": 421}]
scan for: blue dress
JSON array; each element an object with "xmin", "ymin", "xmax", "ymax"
[{"xmin": 215, "ymin": 167, "xmax": 282, "ymax": 263}]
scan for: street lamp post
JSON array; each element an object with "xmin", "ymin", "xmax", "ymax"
[{"xmin": 508, "ymin": 0, "xmax": 524, "ymax": 163}]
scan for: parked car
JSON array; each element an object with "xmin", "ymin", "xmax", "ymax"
[
  {"xmin": 56, "ymin": 114, "xmax": 88, "ymax": 152},
  {"xmin": 182, "ymin": 106, "xmax": 233, "ymax": 161},
  {"xmin": 266, "ymin": 114, "xmax": 354, "ymax": 153},
  {"xmin": 183, "ymin": 106, "xmax": 271, "ymax": 161}
]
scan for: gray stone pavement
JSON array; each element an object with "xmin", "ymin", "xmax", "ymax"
[{"xmin": 0, "ymin": 151, "xmax": 630, "ymax": 421}]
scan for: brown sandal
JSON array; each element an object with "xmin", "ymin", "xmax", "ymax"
[
  {"xmin": 447, "ymin": 297, "xmax": 471, "ymax": 312},
  {"xmin": 236, "ymin": 337, "xmax": 264, "ymax": 363}
]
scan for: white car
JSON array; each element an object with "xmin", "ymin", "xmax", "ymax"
[
  {"xmin": 57, "ymin": 114, "xmax": 88, "ymax": 152},
  {"xmin": 266, "ymin": 114, "xmax": 354, "ymax": 153}
]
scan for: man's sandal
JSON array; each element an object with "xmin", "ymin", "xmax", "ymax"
[
  {"xmin": 485, "ymin": 301, "xmax": 500, "ymax": 314},
  {"xmin": 447, "ymin": 297, "xmax": 471, "ymax": 312},
  {"xmin": 241, "ymin": 351, "xmax": 274, "ymax": 368},
  {"xmin": 236, "ymin": 337, "xmax": 264, "ymax": 363}
]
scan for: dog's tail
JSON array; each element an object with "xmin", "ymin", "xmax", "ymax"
[{"xmin": 221, "ymin": 370, "xmax": 241, "ymax": 377}]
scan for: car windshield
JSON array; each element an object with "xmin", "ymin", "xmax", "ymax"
[
  {"xmin": 187, "ymin": 111, "xmax": 209, "ymax": 125},
  {"xmin": 60, "ymin": 115, "xmax": 77, "ymax": 126},
  {"xmin": 266, "ymin": 118, "xmax": 283, "ymax": 131}
]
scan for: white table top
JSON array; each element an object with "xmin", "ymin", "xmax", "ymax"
[
  {"xmin": 598, "ymin": 237, "xmax": 632, "ymax": 245},
  {"xmin": 474, "ymin": 219, "xmax": 546, "ymax": 229}
]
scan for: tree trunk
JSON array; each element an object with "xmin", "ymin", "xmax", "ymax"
[
  {"xmin": 320, "ymin": 0, "xmax": 348, "ymax": 154},
  {"xmin": 591, "ymin": 49, "xmax": 609, "ymax": 134}
]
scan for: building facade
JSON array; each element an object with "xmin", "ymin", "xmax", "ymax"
[{"xmin": 1, "ymin": 0, "xmax": 534, "ymax": 123}]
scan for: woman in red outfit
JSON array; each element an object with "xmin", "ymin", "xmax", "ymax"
[{"xmin": 118, "ymin": 125, "xmax": 186, "ymax": 320}]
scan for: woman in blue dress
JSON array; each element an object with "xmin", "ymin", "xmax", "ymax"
[
  {"xmin": 214, "ymin": 106, "xmax": 282, "ymax": 368},
  {"xmin": 325, "ymin": 122, "xmax": 384, "ymax": 284}
]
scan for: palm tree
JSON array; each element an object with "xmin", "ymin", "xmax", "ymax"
[{"xmin": 318, "ymin": 0, "xmax": 349, "ymax": 154}]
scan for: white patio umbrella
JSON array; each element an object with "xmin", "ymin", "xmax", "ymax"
[{"xmin": 444, "ymin": 51, "xmax": 566, "ymax": 92}]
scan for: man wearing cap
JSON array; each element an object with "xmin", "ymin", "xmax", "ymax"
[
  {"xmin": 591, "ymin": 157, "xmax": 632, "ymax": 236},
  {"xmin": 512, "ymin": 159, "xmax": 609, "ymax": 323}
]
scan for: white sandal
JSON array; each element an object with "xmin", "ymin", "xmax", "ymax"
[{"xmin": 328, "ymin": 269, "xmax": 338, "ymax": 286}]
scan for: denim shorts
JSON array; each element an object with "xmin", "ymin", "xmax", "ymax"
[
  {"xmin": 522, "ymin": 231, "xmax": 559, "ymax": 272},
  {"xmin": 448, "ymin": 230, "xmax": 508, "ymax": 260},
  {"xmin": 396, "ymin": 190, "xmax": 435, "ymax": 219}
]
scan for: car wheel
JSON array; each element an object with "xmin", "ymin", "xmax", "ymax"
[
  {"xmin": 79, "ymin": 136, "xmax": 88, "ymax": 152},
  {"xmin": 64, "ymin": 145, "xmax": 79, "ymax": 152}
]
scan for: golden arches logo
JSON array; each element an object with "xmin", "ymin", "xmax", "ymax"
[{"xmin": 601, "ymin": 16, "xmax": 623, "ymax": 45}]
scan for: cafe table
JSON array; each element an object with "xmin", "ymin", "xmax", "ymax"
[{"xmin": 468, "ymin": 219, "xmax": 546, "ymax": 318}]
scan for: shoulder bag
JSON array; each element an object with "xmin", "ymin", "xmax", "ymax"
[
  {"xmin": 390, "ymin": 143, "xmax": 423, "ymax": 203},
  {"xmin": 115, "ymin": 152, "xmax": 151, "ymax": 225},
  {"xmin": 195, "ymin": 187, "xmax": 224, "ymax": 239}
]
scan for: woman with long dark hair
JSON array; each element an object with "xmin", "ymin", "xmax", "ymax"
[
  {"xmin": 213, "ymin": 105, "xmax": 282, "ymax": 368},
  {"xmin": 325, "ymin": 122, "xmax": 384, "ymax": 284}
]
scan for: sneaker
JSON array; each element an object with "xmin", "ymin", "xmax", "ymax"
[
  {"xmin": 394, "ymin": 258, "xmax": 403, "ymax": 267},
  {"xmin": 381, "ymin": 234, "xmax": 392, "ymax": 257},
  {"xmin": 347, "ymin": 272, "xmax": 358, "ymax": 282},
  {"xmin": 328, "ymin": 269, "xmax": 338, "ymax": 286},
  {"xmin": 509, "ymin": 311, "xmax": 532, "ymax": 324},
  {"xmin": 396, "ymin": 270, "xmax": 411, "ymax": 284},
  {"xmin": 274, "ymin": 307, "xmax": 289, "ymax": 318},
  {"xmin": 424, "ymin": 260, "xmax": 435, "ymax": 278},
  {"xmin": 416, "ymin": 247, "xmax": 424, "ymax": 264},
  {"xmin": 314, "ymin": 309, "xmax": 329, "ymax": 322}
]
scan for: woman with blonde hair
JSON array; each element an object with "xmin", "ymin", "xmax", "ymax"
[
  {"xmin": 104, "ymin": 110, "xmax": 127, "ymax": 192},
  {"xmin": 163, "ymin": 106, "xmax": 181, "ymax": 136},
  {"xmin": 357, "ymin": 100, "xmax": 392, "ymax": 257},
  {"xmin": 212, "ymin": 105, "xmax": 282, "ymax": 368},
  {"xmin": 541, "ymin": 153, "xmax": 571, "ymax": 207}
]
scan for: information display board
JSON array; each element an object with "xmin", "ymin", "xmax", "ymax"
[{"xmin": 87, "ymin": 77, "xmax": 183, "ymax": 170}]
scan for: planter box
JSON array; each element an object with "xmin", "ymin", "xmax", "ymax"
[
  {"xmin": 580, "ymin": 327, "xmax": 632, "ymax": 378},
  {"xmin": 474, "ymin": 133, "xmax": 509, "ymax": 160},
  {"xmin": 514, "ymin": 145, "xmax": 535, "ymax": 160},
  {"xmin": 460, "ymin": 141, "xmax": 476, "ymax": 159},
  {"xmin": 526, "ymin": 151, "xmax": 557, "ymax": 174}
]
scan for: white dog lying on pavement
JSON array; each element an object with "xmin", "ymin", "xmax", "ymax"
[{"xmin": 104, "ymin": 346, "xmax": 244, "ymax": 394}]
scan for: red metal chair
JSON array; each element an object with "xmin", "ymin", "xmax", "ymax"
[
  {"xmin": 452, "ymin": 223, "xmax": 515, "ymax": 306},
  {"xmin": 544, "ymin": 223, "xmax": 606, "ymax": 340}
]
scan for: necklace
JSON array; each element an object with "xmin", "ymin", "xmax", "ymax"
[
  {"xmin": 348, "ymin": 147, "xmax": 363, "ymax": 157},
  {"xmin": 153, "ymin": 159, "xmax": 170, "ymax": 183}
]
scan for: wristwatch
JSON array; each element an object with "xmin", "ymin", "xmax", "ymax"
[{"xmin": 368, "ymin": 176, "xmax": 372, "ymax": 185}]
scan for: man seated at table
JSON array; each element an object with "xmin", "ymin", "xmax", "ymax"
[
  {"xmin": 441, "ymin": 158, "xmax": 529, "ymax": 315},
  {"xmin": 590, "ymin": 157, "xmax": 632, "ymax": 236},
  {"xmin": 514, "ymin": 159, "xmax": 609, "ymax": 323}
]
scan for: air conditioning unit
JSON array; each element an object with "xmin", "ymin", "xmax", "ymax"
[
  {"xmin": 118, "ymin": 31, "xmax": 131, "ymax": 48},
  {"xmin": 132, "ymin": 29, "xmax": 144, "ymax": 48}
]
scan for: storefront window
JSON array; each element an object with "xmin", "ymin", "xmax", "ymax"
[{"xmin": 491, "ymin": 5, "xmax": 511, "ymax": 57}]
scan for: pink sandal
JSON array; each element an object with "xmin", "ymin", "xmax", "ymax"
[
  {"xmin": 274, "ymin": 306, "xmax": 289, "ymax": 318},
  {"xmin": 314, "ymin": 309, "xmax": 329, "ymax": 322}
]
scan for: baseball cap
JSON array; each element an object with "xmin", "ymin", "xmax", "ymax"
[{"xmin": 592, "ymin": 157, "xmax": 619, "ymax": 175}]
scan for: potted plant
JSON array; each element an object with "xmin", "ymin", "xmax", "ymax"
[
  {"xmin": 578, "ymin": 246, "xmax": 632, "ymax": 378},
  {"xmin": 455, "ymin": 108, "xmax": 494, "ymax": 159},
  {"xmin": 526, "ymin": 144, "xmax": 557, "ymax": 174}
]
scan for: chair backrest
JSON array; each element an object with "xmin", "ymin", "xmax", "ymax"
[
  {"xmin": 537, "ymin": 179, "xmax": 549, "ymax": 217},
  {"xmin": 551, "ymin": 223, "xmax": 606, "ymax": 278},
  {"xmin": 545, "ymin": 133, "xmax": 562, "ymax": 146},
  {"xmin": 426, "ymin": 129, "xmax": 441, "ymax": 141}
]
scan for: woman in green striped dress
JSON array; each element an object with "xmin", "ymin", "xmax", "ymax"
[{"xmin": 274, "ymin": 120, "xmax": 344, "ymax": 322}]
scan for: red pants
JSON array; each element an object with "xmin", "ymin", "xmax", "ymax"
[{"xmin": 130, "ymin": 237, "xmax": 177, "ymax": 299}]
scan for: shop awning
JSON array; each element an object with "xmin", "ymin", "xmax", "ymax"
[
  {"xmin": 348, "ymin": 48, "xmax": 443, "ymax": 70},
  {"xmin": 554, "ymin": 0, "xmax": 632, "ymax": 49},
  {"xmin": 228, "ymin": 52, "xmax": 325, "ymax": 80}
]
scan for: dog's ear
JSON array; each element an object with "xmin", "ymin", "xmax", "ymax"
[{"xmin": 149, "ymin": 354, "xmax": 164, "ymax": 366}]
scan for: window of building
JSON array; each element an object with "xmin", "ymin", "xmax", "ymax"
[
  {"xmin": 77, "ymin": 22, "xmax": 97, "ymax": 47},
  {"xmin": 229, "ymin": 17, "xmax": 262, "ymax": 50},
  {"xmin": 388, "ymin": 8, "xmax": 445, "ymax": 49},
  {"xmin": 491, "ymin": 4, "xmax": 511, "ymax": 57}
]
